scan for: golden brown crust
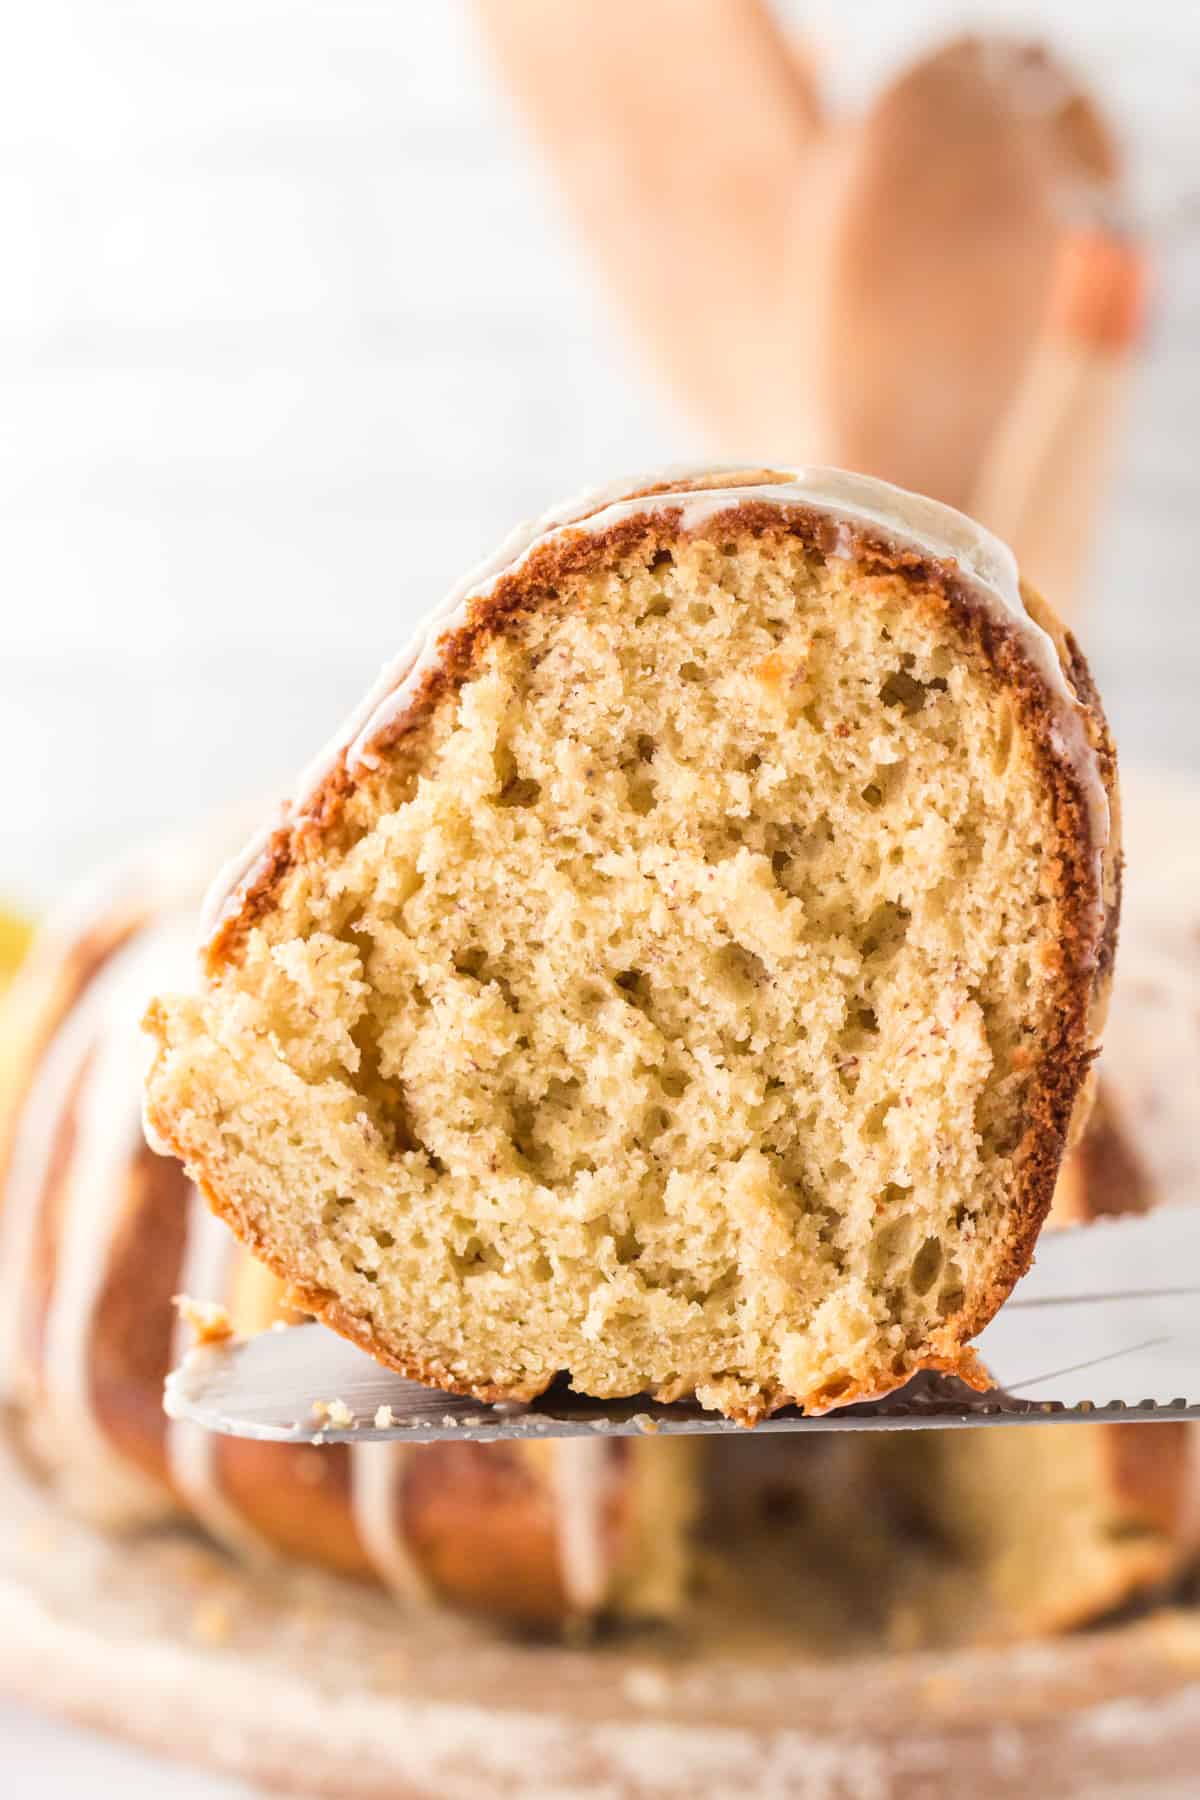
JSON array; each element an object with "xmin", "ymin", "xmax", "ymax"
[
  {"xmin": 88, "ymin": 1145, "xmax": 190, "ymax": 1487},
  {"xmin": 404, "ymin": 1441, "xmax": 605, "ymax": 1627},
  {"xmin": 0, "ymin": 902, "xmax": 158, "ymax": 1410},
  {"xmin": 1051, "ymin": 1083, "xmax": 1150, "ymax": 1227},
  {"xmin": 8, "ymin": 1113, "xmax": 606, "ymax": 1622},
  {"xmin": 6, "ymin": 1137, "xmax": 608, "ymax": 1623},
  {"xmin": 1048, "ymin": 1079, "xmax": 1198, "ymax": 1613},
  {"xmin": 2, "ymin": 922, "xmax": 621, "ymax": 1628},
  {"xmin": 210, "ymin": 1436, "xmax": 592, "ymax": 1624},
  {"xmin": 1103, "ymin": 1424, "xmax": 1194, "ymax": 1544},
  {"xmin": 0, "ymin": 907, "xmax": 148, "ymax": 1219},
  {"xmin": 153, "ymin": 482, "xmax": 1118, "ymax": 1423},
  {"xmin": 139, "ymin": 1138, "xmax": 556, "ymax": 1409},
  {"xmin": 213, "ymin": 1440, "xmax": 372, "ymax": 1577}
]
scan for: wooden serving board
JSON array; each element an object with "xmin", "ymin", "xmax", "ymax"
[
  {"xmin": 4, "ymin": 1436, "xmax": 1200, "ymax": 1800},
  {"xmin": 3, "ymin": 770, "xmax": 1197, "ymax": 1798}
]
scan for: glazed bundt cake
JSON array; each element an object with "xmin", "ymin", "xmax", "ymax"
[
  {"xmin": 0, "ymin": 856, "xmax": 693, "ymax": 1629},
  {"xmin": 706, "ymin": 1079, "xmax": 1200, "ymax": 1648},
  {"xmin": 145, "ymin": 467, "xmax": 1118, "ymax": 1421},
  {"xmin": 845, "ymin": 1098, "xmax": 1200, "ymax": 1643},
  {"xmin": 1, "ymin": 839, "xmax": 1193, "ymax": 1647}
]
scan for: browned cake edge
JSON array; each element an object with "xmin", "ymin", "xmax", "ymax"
[
  {"xmin": 0, "ymin": 901, "xmax": 656, "ymax": 1630},
  {"xmin": 146, "ymin": 476, "xmax": 1120, "ymax": 1422}
]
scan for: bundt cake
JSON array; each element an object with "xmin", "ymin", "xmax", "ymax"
[
  {"xmin": 845, "ymin": 1096, "xmax": 1200, "ymax": 1643},
  {"xmin": 145, "ymin": 466, "xmax": 1118, "ymax": 1421},
  {"xmin": 860, "ymin": 1406, "xmax": 1199, "ymax": 1642},
  {"xmin": 0, "ymin": 855, "xmax": 694, "ymax": 1629},
  {"xmin": 1, "ymin": 835, "xmax": 1193, "ymax": 1647},
  {"xmin": 711, "ymin": 1088, "xmax": 1199, "ymax": 1647}
]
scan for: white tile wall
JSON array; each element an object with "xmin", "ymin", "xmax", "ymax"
[
  {"xmin": 2, "ymin": 1, "xmax": 1200, "ymax": 1788},
  {"xmin": 3, "ymin": 1, "xmax": 1200, "ymax": 915},
  {"xmin": 0, "ymin": 0, "xmax": 684, "ymax": 911}
]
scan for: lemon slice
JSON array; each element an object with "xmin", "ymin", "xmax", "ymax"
[{"xmin": 0, "ymin": 904, "xmax": 33, "ymax": 996}]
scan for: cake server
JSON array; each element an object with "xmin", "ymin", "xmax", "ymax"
[{"xmin": 165, "ymin": 1205, "xmax": 1200, "ymax": 1443}]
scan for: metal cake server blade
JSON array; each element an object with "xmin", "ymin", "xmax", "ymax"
[{"xmin": 165, "ymin": 1206, "xmax": 1200, "ymax": 1444}]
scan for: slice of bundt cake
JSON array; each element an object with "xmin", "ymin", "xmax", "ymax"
[
  {"xmin": 145, "ymin": 467, "xmax": 1118, "ymax": 1422},
  {"xmin": 706, "ymin": 1079, "xmax": 1200, "ymax": 1647},
  {"xmin": 0, "ymin": 853, "xmax": 693, "ymax": 1628},
  {"xmin": 846, "ymin": 1088, "xmax": 1196, "ymax": 1642},
  {"xmin": 0, "ymin": 834, "xmax": 1186, "ymax": 1646}
]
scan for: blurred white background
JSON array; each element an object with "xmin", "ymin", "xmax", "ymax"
[
  {"xmin": 2, "ymin": 2, "xmax": 1199, "ymax": 1792},
  {"xmin": 2, "ymin": 1, "xmax": 1200, "ymax": 917},
  {"xmin": 0, "ymin": 1, "xmax": 680, "ymax": 913}
]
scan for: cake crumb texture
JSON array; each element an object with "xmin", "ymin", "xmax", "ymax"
[
  {"xmin": 147, "ymin": 501, "xmax": 1114, "ymax": 1421},
  {"xmin": 172, "ymin": 1294, "xmax": 234, "ymax": 1348}
]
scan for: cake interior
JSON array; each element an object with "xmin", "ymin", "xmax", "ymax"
[{"xmin": 151, "ymin": 526, "xmax": 1075, "ymax": 1416}]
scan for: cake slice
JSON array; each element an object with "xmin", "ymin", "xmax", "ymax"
[
  {"xmin": 707, "ymin": 1079, "xmax": 1198, "ymax": 1644},
  {"xmin": 0, "ymin": 855, "xmax": 695, "ymax": 1628},
  {"xmin": 847, "ymin": 1080, "xmax": 1194, "ymax": 1641},
  {"xmin": 145, "ymin": 467, "xmax": 1118, "ymax": 1422}
]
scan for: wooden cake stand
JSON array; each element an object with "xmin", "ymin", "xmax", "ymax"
[{"xmin": 4, "ymin": 1431, "xmax": 1200, "ymax": 1800}]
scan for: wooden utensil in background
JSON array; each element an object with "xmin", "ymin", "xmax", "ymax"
[
  {"xmin": 969, "ymin": 222, "xmax": 1149, "ymax": 615},
  {"xmin": 476, "ymin": 3, "xmax": 1148, "ymax": 618}
]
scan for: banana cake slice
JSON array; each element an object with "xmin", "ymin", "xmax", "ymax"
[{"xmin": 145, "ymin": 467, "xmax": 1119, "ymax": 1422}]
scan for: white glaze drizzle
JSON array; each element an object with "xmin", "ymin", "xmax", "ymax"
[
  {"xmin": 0, "ymin": 844, "xmax": 441, "ymax": 1587},
  {"xmin": 0, "ymin": 864, "xmax": 176, "ymax": 1394},
  {"xmin": 350, "ymin": 1442, "xmax": 429, "ymax": 1602},
  {"xmin": 0, "ymin": 974, "xmax": 118, "ymax": 1397},
  {"xmin": 551, "ymin": 1440, "xmax": 615, "ymax": 1614},
  {"xmin": 201, "ymin": 465, "xmax": 1110, "ymax": 943},
  {"xmin": 36, "ymin": 924, "xmax": 196, "ymax": 1520},
  {"xmin": 166, "ymin": 1190, "xmax": 277, "ymax": 1560},
  {"xmin": 2, "ymin": 845, "xmax": 447, "ymax": 1591}
]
